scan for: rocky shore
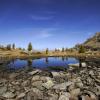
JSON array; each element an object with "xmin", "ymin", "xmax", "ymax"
[{"xmin": 0, "ymin": 63, "xmax": 100, "ymax": 100}]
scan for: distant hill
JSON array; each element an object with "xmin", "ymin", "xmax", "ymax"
[{"xmin": 83, "ymin": 32, "xmax": 100, "ymax": 50}]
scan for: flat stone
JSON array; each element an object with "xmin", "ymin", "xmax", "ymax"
[
  {"xmin": 51, "ymin": 72, "xmax": 61, "ymax": 77},
  {"xmin": 42, "ymin": 80, "xmax": 54, "ymax": 89},
  {"xmin": 75, "ymin": 82, "xmax": 83, "ymax": 88},
  {"xmin": 31, "ymin": 75, "xmax": 40, "ymax": 81},
  {"xmin": 28, "ymin": 69, "xmax": 40, "ymax": 75},
  {"xmin": 53, "ymin": 82, "xmax": 72, "ymax": 90},
  {"xmin": 32, "ymin": 81, "xmax": 44, "ymax": 90},
  {"xmin": 59, "ymin": 92, "xmax": 71, "ymax": 100},
  {"xmin": 70, "ymin": 88, "xmax": 80, "ymax": 97},
  {"xmin": 22, "ymin": 80, "xmax": 30, "ymax": 87},
  {"xmin": 17, "ymin": 93, "xmax": 25, "ymax": 99},
  {"xmin": 31, "ymin": 88, "xmax": 43, "ymax": 99},
  {"xmin": 59, "ymin": 95, "xmax": 69, "ymax": 100},
  {"xmin": 9, "ymin": 73, "xmax": 19, "ymax": 79},
  {"xmin": 49, "ymin": 94, "xmax": 58, "ymax": 100},
  {"xmin": 0, "ymin": 86, "xmax": 7, "ymax": 95},
  {"xmin": 2, "ymin": 92, "xmax": 16, "ymax": 99},
  {"xmin": 68, "ymin": 62, "xmax": 86, "ymax": 67}
]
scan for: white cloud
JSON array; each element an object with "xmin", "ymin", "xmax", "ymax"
[
  {"xmin": 37, "ymin": 28, "xmax": 56, "ymax": 38},
  {"xmin": 39, "ymin": 30, "xmax": 52, "ymax": 38},
  {"xmin": 31, "ymin": 15, "xmax": 53, "ymax": 20}
]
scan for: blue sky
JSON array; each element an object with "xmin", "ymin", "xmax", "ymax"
[{"xmin": 0, "ymin": 0, "xmax": 100, "ymax": 50}]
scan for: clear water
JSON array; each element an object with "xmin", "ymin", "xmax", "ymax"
[{"xmin": 7, "ymin": 57, "xmax": 79, "ymax": 71}]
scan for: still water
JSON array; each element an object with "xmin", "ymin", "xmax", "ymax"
[{"xmin": 7, "ymin": 57, "xmax": 79, "ymax": 71}]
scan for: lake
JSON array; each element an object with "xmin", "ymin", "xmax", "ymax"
[{"xmin": 6, "ymin": 57, "xmax": 79, "ymax": 71}]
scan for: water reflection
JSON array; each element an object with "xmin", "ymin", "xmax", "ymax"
[
  {"xmin": 62, "ymin": 57, "xmax": 65, "ymax": 61},
  {"xmin": 27, "ymin": 59, "xmax": 32, "ymax": 67},
  {"xmin": 45, "ymin": 57, "xmax": 48, "ymax": 64},
  {"xmin": 7, "ymin": 57, "xmax": 79, "ymax": 71}
]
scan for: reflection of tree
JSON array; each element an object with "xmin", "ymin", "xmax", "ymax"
[
  {"xmin": 62, "ymin": 57, "xmax": 65, "ymax": 61},
  {"xmin": 79, "ymin": 59, "xmax": 83, "ymax": 67},
  {"xmin": 27, "ymin": 59, "xmax": 32, "ymax": 67},
  {"xmin": 45, "ymin": 57, "xmax": 49, "ymax": 64},
  {"xmin": 27, "ymin": 59, "xmax": 33, "ymax": 70},
  {"xmin": 66, "ymin": 57, "xmax": 68, "ymax": 61}
]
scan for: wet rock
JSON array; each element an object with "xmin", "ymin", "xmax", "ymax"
[
  {"xmin": 42, "ymin": 80, "xmax": 54, "ymax": 89},
  {"xmin": 2, "ymin": 92, "xmax": 16, "ymax": 99},
  {"xmin": 53, "ymin": 82, "xmax": 72, "ymax": 91}
]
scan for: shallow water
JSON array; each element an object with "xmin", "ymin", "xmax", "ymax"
[{"xmin": 7, "ymin": 57, "xmax": 79, "ymax": 71}]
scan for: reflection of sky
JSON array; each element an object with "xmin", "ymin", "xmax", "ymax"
[{"xmin": 8, "ymin": 57, "xmax": 79, "ymax": 70}]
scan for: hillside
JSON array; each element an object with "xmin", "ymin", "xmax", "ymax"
[{"xmin": 83, "ymin": 32, "xmax": 100, "ymax": 50}]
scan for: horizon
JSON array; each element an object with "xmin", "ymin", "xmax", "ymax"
[{"xmin": 0, "ymin": 0, "xmax": 100, "ymax": 50}]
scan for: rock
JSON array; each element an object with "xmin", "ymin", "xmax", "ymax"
[
  {"xmin": 68, "ymin": 84, "xmax": 75, "ymax": 92},
  {"xmin": 70, "ymin": 88, "xmax": 80, "ymax": 97},
  {"xmin": 59, "ymin": 95, "xmax": 69, "ymax": 100},
  {"xmin": 17, "ymin": 93, "xmax": 25, "ymax": 99},
  {"xmin": 53, "ymin": 82, "xmax": 72, "ymax": 90},
  {"xmin": 32, "ymin": 81, "xmax": 44, "ymax": 90},
  {"xmin": 49, "ymin": 94, "xmax": 58, "ymax": 100},
  {"xmin": 51, "ymin": 72, "xmax": 61, "ymax": 77},
  {"xmin": 31, "ymin": 88, "xmax": 43, "ymax": 99},
  {"xmin": 2, "ymin": 92, "xmax": 16, "ymax": 99},
  {"xmin": 51, "ymin": 72, "xmax": 66, "ymax": 78},
  {"xmin": 0, "ymin": 86, "xmax": 7, "ymax": 95},
  {"xmin": 89, "ymin": 70, "xmax": 94, "ymax": 76},
  {"xmin": 59, "ymin": 92, "xmax": 71, "ymax": 100},
  {"xmin": 31, "ymin": 75, "xmax": 40, "ymax": 81},
  {"xmin": 42, "ymin": 80, "xmax": 54, "ymax": 89},
  {"xmin": 75, "ymin": 82, "xmax": 83, "ymax": 88},
  {"xmin": 9, "ymin": 73, "xmax": 19, "ymax": 79},
  {"xmin": 28, "ymin": 69, "xmax": 41, "ymax": 75},
  {"xmin": 22, "ymin": 80, "xmax": 30, "ymax": 87},
  {"xmin": 68, "ymin": 62, "xmax": 86, "ymax": 67},
  {"xmin": 83, "ymin": 91, "xmax": 97, "ymax": 100}
]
